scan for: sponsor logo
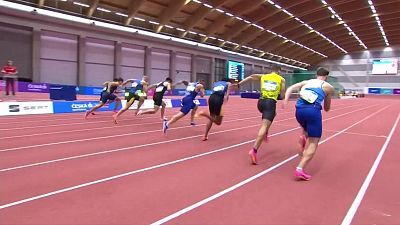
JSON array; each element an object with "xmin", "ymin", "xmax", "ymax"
[
  {"xmin": 9, "ymin": 105, "xmax": 20, "ymax": 112},
  {"xmin": 27, "ymin": 84, "xmax": 48, "ymax": 89},
  {"xmin": 193, "ymin": 100, "xmax": 200, "ymax": 105}
]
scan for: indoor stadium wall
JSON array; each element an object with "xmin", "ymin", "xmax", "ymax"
[
  {"xmin": 0, "ymin": 12, "xmax": 294, "ymax": 89},
  {"xmin": 318, "ymin": 47, "xmax": 400, "ymax": 91}
]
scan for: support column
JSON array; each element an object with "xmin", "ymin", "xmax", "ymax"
[
  {"xmin": 32, "ymin": 29, "xmax": 41, "ymax": 82},
  {"xmin": 251, "ymin": 64, "xmax": 255, "ymax": 90},
  {"xmin": 169, "ymin": 50, "xmax": 176, "ymax": 81},
  {"xmin": 144, "ymin": 46, "xmax": 152, "ymax": 78},
  {"xmin": 114, "ymin": 42, "xmax": 122, "ymax": 79},
  {"xmin": 210, "ymin": 57, "xmax": 216, "ymax": 83},
  {"xmin": 78, "ymin": 36, "xmax": 86, "ymax": 86},
  {"xmin": 191, "ymin": 54, "xmax": 197, "ymax": 81}
]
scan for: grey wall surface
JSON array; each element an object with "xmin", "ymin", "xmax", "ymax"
[
  {"xmin": 0, "ymin": 22, "xmax": 32, "ymax": 80},
  {"xmin": 318, "ymin": 47, "xmax": 400, "ymax": 89}
]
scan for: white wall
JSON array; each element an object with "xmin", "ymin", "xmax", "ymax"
[
  {"xmin": 121, "ymin": 43, "xmax": 145, "ymax": 80},
  {"xmin": 40, "ymin": 30, "xmax": 78, "ymax": 85},
  {"xmin": 84, "ymin": 38, "xmax": 114, "ymax": 86},
  {"xmin": 319, "ymin": 47, "xmax": 400, "ymax": 89}
]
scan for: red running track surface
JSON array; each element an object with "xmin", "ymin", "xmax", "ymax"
[{"xmin": 0, "ymin": 97, "xmax": 399, "ymax": 225}]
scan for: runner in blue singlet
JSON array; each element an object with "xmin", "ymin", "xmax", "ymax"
[
  {"xmin": 162, "ymin": 80, "xmax": 205, "ymax": 134},
  {"xmin": 284, "ymin": 67, "xmax": 334, "ymax": 181}
]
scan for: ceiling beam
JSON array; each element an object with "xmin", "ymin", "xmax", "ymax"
[
  {"xmin": 86, "ymin": 0, "xmax": 100, "ymax": 18},
  {"xmin": 155, "ymin": 0, "xmax": 190, "ymax": 33},
  {"xmin": 38, "ymin": 0, "xmax": 45, "ymax": 8},
  {"xmin": 124, "ymin": 0, "xmax": 146, "ymax": 25},
  {"xmin": 180, "ymin": 0, "xmax": 227, "ymax": 38}
]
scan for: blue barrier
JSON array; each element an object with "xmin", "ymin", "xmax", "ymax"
[
  {"xmin": 50, "ymin": 85, "xmax": 77, "ymax": 101},
  {"xmin": 368, "ymin": 88, "xmax": 381, "ymax": 94},
  {"xmin": 241, "ymin": 92, "xmax": 261, "ymax": 99},
  {"xmin": 53, "ymin": 101, "xmax": 121, "ymax": 114}
]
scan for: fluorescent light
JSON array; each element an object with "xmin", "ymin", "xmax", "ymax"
[
  {"xmin": 115, "ymin": 12, "xmax": 128, "ymax": 17},
  {"xmin": 73, "ymin": 2, "xmax": 89, "ymax": 7},
  {"xmin": 192, "ymin": 0, "xmax": 201, "ymax": 3},
  {"xmin": 165, "ymin": 25, "xmax": 174, "ymax": 29},
  {"xmin": 188, "ymin": 31, "xmax": 197, "ymax": 34},
  {"xmin": 244, "ymin": 20, "xmax": 251, "ymax": 24},
  {"xmin": 225, "ymin": 12, "xmax": 234, "ymax": 17},
  {"xmin": 215, "ymin": 9, "xmax": 224, "ymax": 13},
  {"xmin": 235, "ymin": 17, "xmax": 243, "ymax": 21},
  {"xmin": 176, "ymin": 28, "xmax": 185, "ymax": 32},
  {"xmin": 203, "ymin": 3, "xmax": 212, "ymax": 8},
  {"xmin": 149, "ymin": 20, "xmax": 159, "ymax": 25},
  {"xmin": 133, "ymin": 17, "xmax": 145, "ymax": 21},
  {"xmin": 97, "ymin": 8, "xmax": 111, "ymax": 13}
]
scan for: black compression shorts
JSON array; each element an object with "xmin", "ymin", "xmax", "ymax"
[
  {"xmin": 208, "ymin": 93, "xmax": 224, "ymax": 116},
  {"xmin": 257, "ymin": 98, "xmax": 277, "ymax": 122}
]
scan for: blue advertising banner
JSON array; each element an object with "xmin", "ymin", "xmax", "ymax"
[
  {"xmin": 368, "ymin": 88, "xmax": 381, "ymax": 94},
  {"xmin": 76, "ymin": 86, "xmax": 104, "ymax": 95},
  {"xmin": 53, "ymin": 101, "xmax": 121, "ymax": 114},
  {"xmin": 380, "ymin": 88, "xmax": 393, "ymax": 95}
]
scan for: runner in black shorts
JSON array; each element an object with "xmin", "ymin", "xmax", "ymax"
[
  {"xmin": 113, "ymin": 76, "xmax": 149, "ymax": 123},
  {"xmin": 196, "ymin": 78, "xmax": 235, "ymax": 141},
  {"xmin": 85, "ymin": 78, "xmax": 124, "ymax": 119},
  {"xmin": 137, "ymin": 77, "xmax": 183, "ymax": 120},
  {"xmin": 239, "ymin": 65, "xmax": 286, "ymax": 165}
]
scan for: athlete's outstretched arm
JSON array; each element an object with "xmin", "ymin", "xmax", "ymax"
[
  {"xmin": 238, "ymin": 74, "xmax": 262, "ymax": 85},
  {"xmin": 122, "ymin": 79, "xmax": 134, "ymax": 86},
  {"xmin": 283, "ymin": 81, "xmax": 307, "ymax": 105}
]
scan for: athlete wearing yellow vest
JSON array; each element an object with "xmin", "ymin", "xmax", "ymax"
[{"xmin": 239, "ymin": 65, "xmax": 286, "ymax": 165}]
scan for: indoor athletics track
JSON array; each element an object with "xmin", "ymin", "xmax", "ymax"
[{"xmin": 0, "ymin": 97, "xmax": 399, "ymax": 225}]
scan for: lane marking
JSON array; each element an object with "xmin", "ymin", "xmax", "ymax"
[
  {"xmin": 0, "ymin": 104, "xmax": 382, "ymax": 209},
  {"xmin": 150, "ymin": 106, "xmax": 391, "ymax": 225},
  {"xmin": 0, "ymin": 107, "xmax": 259, "ymax": 131},
  {"xmin": 0, "ymin": 104, "xmax": 369, "ymax": 152},
  {"xmin": 341, "ymin": 113, "xmax": 400, "ymax": 225},
  {"xmin": 0, "ymin": 105, "xmax": 378, "ymax": 170}
]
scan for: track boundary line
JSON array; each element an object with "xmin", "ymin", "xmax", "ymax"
[
  {"xmin": 0, "ymin": 104, "xmax": 370, "ymax": 152},
  {"xmin": 340, "ymin": 113, "xmax": 400, "ymax": 225},
  {"xmin": 0, "ymin": 104, "xmax": 382, "ymax": 209},
  {"xmin": 0, "ymin": 105, "xmax": 379, "ymax": 170},
  {"xmin": 150, "ymin": 105, "xmax": 391, "ymax": 225}
]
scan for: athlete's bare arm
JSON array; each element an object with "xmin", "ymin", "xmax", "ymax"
[{"xmin": 323, "ymin": 83, "xmax": 334, "ymax": 112}]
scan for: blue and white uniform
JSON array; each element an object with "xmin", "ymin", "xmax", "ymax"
[
  {"xmin": 180, "ymin": 82, "xmax": 199, "ymax": 115},
  {"xmin": 100, "ymin": 83, "xmax": 118, "ymax": 103},
  {"xmin": 125, "ymin": 79, "xmax": 145, "ymax": 102},
  {"xmin": 295, "ymin": 79, "xmax": 327, "ymax": 138}
]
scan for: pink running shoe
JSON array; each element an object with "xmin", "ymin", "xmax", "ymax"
[
  {"xmin": 295, "ymin": 169, "xmax": 311, "ymax": 181},
  {"xmin": 248, "ymin": 149, "xmax": 258, "ymax": 165},
  {"xmin": 84, "ymin": 111, "xmax": 90, "ymax": 119}
]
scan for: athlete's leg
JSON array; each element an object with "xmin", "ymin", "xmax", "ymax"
[
  {"xmin": 113, "ymin": 98, "xmax": 134, "ymax": 123},
  {"xmin": 138, "ymin": 105, "xmax": 159, "ymax": 115},
  {"xmin": 113, "ymin": 98, "xmax": 121, "ymax": 112},
  {"xmin": 160, "ymin": 101, "xmax": 166, "ymax": 120},
  {"xmin": 190, "ymin": 105, "xmax": 198, "ymax": 125},
  {"xmin": 135, "ymin": 97, "xmax": 145, "ymax": 115},
  {"xmin": 253, "ymin": 119, "xmax": 272, "ymax": 150},
  {"xmin": 203, "ymin": 119, "xmax": 213, "ymax": 141},
  {"xmin": 85, "ymin": 101, "xmax": 105, "ymax": 119}
]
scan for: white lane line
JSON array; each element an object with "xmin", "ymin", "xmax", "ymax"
[
  {"xmin": 150, "ymin": 105, "xmax": 391, "ymax": 225},
  {"xmin": 0, "ymin": 102, "xmax": 354, "ymax": 131},
  {"xmin": 0, "ymin": 109, "xmax": 264, "ymax": 140},
  {"xmin": 0, "ymin": 105, "xmax": 382, "ymax": 210},
  {"xmin": 0, "ymin": 108, "xmax": 256, "ymax": 131},
  {"xmin": 0, "ymin": 104, "xmax": 378, "ymax": 169},
  {"xmin": 0, "ymin": 105, "xmax": 262, "ymax": 127},
  {"xmin": 0, "ymin": 116, "xmax": 263, "ymax": 153},
  {"xmin": 0, "ymin": 104, "xmax": 369, "ymax": 152},
  {"xmin": 0, "ymin": 127, "xmax": 299, "ymax": 210},
  {"xmin": 341, "ymin": 113, "xmax": 400, "ymax": 225}
]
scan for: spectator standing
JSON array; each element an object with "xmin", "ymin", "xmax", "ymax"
[{"xmin": 1, "ymin": 60, "xmax": 18, "ymax": 96}]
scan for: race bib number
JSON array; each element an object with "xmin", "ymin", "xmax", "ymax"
[
  {"xmin": 124, "ymin": 92, "xmax": 129, "ymax": 97},
  {"xmin": 186, "ymin": 86, "xmax": 196, "ymax": 92},
  {"xmin": 131, "ymin": 82, "xmax": 138, "ymax": 88},
  {"xmin": 156, "ymin": 86, "xmax": 164, "ymax": 92},
  {"xmin": 263, "ymin": 81, "xmax": 278, "ymax": 91},
  {"xmin": 300, "ymin": 89, "xmax": 318, "ymax": 103},
  {"xmin": 213, "ymin": 85, "xmax": 225, "ymax": 92}
]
